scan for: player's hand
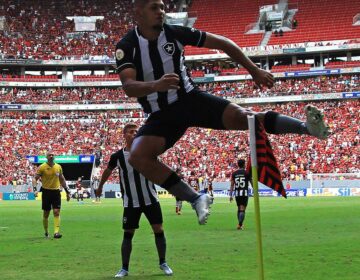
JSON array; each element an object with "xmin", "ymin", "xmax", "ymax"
[
  {"xmin": 35, "ymin": 191, "xmax": 38, "ymax": 197},
  {"xmin": 252, "ymin": 68, "xmax": 274, "ymax": 89},
  {"xmin": 229, "ymin": 196, "xmax": 233, "ymax": 202},
  {"xmin": 155, "ymin": 73, "xmax": 180, "ymax": 92},
  {"xmin": 66, "ymin": 193, "xmax": 71, "ymax": 202}
]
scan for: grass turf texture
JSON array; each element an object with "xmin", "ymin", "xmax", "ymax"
[{"xmin": 0, "ymin": 197, "xmax": 359, "ymax": 280}]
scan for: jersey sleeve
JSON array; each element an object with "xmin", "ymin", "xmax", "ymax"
[
  {"xmin": 170, "ymin": 25, "xmax": 206, "ymax": 47},
  {"xmin": 115, "ymin": 40, "xmax": 136, "ymax": 73},
  {"xmin": 58, "ymin": 165, "xmax": 63, "ymax": 175},
  {"xmin": 36, "ymin": 165, "xmax": 43, "ymax": 176},
  {"xmin": 107, "ymin": 153, "xmax": 118, "ymax": 170}
]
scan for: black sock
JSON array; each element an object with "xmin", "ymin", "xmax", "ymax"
[
  {"xmin": 122, "ymin": 232, "xmax": 134, "ymax": 271},
  {"xmin": 161, "ymin": 172, "xmax": 199, "ymax": 203},
  {"xmin": 238, "ymin": 210, "xmax": 245, "ymax": 226},
  {"xmin": 264, "ymin": 111, "xmax": 309, "ymax": 135},
  {"xmin": 155, "ymin": 232, "xmax": 166, "ymax": 265}
]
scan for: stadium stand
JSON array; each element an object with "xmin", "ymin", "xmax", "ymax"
[
  {"xmin": 186, "ymin": 0, "xmax": 360, "ymax": 55},
  {"xmin": 0, "ymin": 0, "xmax": 359, "ymax": 189},
  {"xmin": 73, "ymin": 74, "xmax": 119, "ymax": 82},
  {"xmin": 0, "ymin": 75, "xmax": 358, "ymax": 103},
  {"xmin": 1, "ymin": 100, "xmax": 358, "ymax": 185},
  {"xmin": 0, "ymin": 0, "xmax": 178, "ymax": 60},
  {"xmin": 268, "ymin": 0, "xmax": 360, "ymax": 46}
]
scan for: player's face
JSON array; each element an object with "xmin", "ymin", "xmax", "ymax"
[
  {"xmin": 124, "ymin": 127, "xmax": 138, "ymax": 147},
  {"xmin": 138, "ymin": 0, "xmax": 165, "ymax": 30},
  {"xmin": 46, "ymin": 153, "xmax": 55, "ymax": 163}
]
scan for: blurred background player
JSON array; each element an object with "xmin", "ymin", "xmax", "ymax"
[
  {"xmin": 200, "ymin": 174, "xmax": 209, "ymax": 194},
  {"xmin": 91, "ymin": 175, "xmax": 101, "ymax": 203},
  {"xmin": 175, "ymin": 169, "xmax": 184, "ymax": 215},
  {"xmin": 175, "ymin": 196, "xmax": 183, "ymax": 215},
  {"xmin": 76, "ymin": 177, "xmax": 84, "ymax": 204},
  {"xmin": 208, "ymin": 177, "xmax": 214, "ymax": 198},
  {"xmin": 230, "ymin": 159, "xmax": 251, "ymax": 230},
  {"xmin": 189, "ymin": 172, "xmax": 199, "ymax": 192},
  {"xmin": 32, "ymin": 151, "xmax": 70, "ymax": 238},
  {"xmin": 96, "ymin": 123, "xmax": 173, "ymax": 278}
]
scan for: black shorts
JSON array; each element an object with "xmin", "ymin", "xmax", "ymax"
[
  {"xmin": 235, "ymin": 196, "xmax": 249, "ymax": 207},
  {"xmin": 122, "ymin": 202, "xmax": 163, "ymax": 230},
  {"xmin": 136, "ymin": 90, "xmax": 230, "ymax": 150},
  {"xmin": 42, "ymin": 189, "xmax": 61, "ymax": 211}
]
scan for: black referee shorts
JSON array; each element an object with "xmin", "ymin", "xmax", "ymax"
[
  {"xmin": 42, "ymin": 188, "xmax": 61, "ymax": 211},
  {"xmin": 235, "ymin": 196, "xmax": 249, "ymax": 207},
  {"xmin": 136, "ymin": 90, "xmax": 230, "ymax": 150},
  {"xmin": 122, "ymin": 202, "xmax": 163, "ymax": 230}
]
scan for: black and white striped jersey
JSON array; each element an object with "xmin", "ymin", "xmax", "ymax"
[
  {"xmin": 108, "ymin": 148, "xmax": 158, "ymax": 208},
  {"xmin": 231, "ymin": 168, "xmax": 251, "ymax": 197},
  {"xmin": 115, "ymin": 24, "xmax": 207, "ymax": 114}
]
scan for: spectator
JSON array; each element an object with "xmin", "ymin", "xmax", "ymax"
[{"xmin": 293, "ymin": 19, "xmax": 298, "ymax": 29}]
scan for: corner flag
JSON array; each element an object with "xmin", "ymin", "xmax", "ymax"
[{"xmin": 246, "ymin": 117, "xmax": 287, "ymax": 198}]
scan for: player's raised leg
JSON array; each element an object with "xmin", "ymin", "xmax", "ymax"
[{"xmin": 221, "ymin": 103, "xmax": 330, "ymax": 139}]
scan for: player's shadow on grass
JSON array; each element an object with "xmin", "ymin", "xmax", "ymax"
[
  {"xmin": 26, "ymin": 237, "xmax": 50, "ymax": 243},
  {"xmin": 96, "ymin": 273, "xmax": 170, "ymax": 280}
]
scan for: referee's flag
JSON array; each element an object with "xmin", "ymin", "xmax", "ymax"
[{"xmin": 246, "ymin": 117, "xmax": 287, "ymax": 198}]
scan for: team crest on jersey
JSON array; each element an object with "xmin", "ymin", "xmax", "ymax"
[
  {"xmin": 123, "ymin": 217, "xmax": 127, "ymax": 224},
  {"xmin": 162, "ymin": 42, "xmax": 175, "ymax": 56},
  {"xmin": 115, "ymin": 49, "xmax": 124, "ymax": 60}
]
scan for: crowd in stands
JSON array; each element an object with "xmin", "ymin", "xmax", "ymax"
[
  {"xmin": 197, "ymin": 75, "xmax": 360, "ymax": 98},
  {"xmin": 1, "ymin": 100, "xmax": 358, "ymax": 186},
  {"xmin": 0, "ymin": 0, "xmax": 179, "ymax": 60},
  {"xmin": 190, "ymin": 63, "xmax": 360, "ymax": 76},
  {"xmin": 1, "ymin": 75, "xmax": 359, "ymax": 103},
  {"xmin": 1, "ymin": 0, "xmax": 359, "ymax": 60},
  {"xmin": 0, "ymin": 87, "xmax": 132, "ymax": 104},
  {"xmin": 242, "ymin": 39, "xmax": 360, "ymax": 54}
]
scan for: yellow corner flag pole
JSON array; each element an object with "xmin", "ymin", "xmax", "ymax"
[{"xmin": 247, "ymin": 115, "xmax": 265, "ymax": 280}]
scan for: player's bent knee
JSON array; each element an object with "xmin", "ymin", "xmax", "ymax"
[
  {"xmin": 223, "ymin": 103, "xmax": 257, "ymax": 130},
  {"xmin": 154, "ymin": 231, "xmax": 165, "ymax": 237},
  {"xmin": 124, "ymin": 231, "xmax": 135, "ymax": 240},
  {"xmin": 152, "ymin": 224, "xmax": 164, "ymax": 233}
]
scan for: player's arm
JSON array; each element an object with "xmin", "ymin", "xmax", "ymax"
[
  {"xmin": 96, "ymin": 168, "xmax": 113, "ymax": 197},
  {"xmin": 202, "ymin": 32, "xmax": 274, "ymax": 89},
  {"xmin": 116, "ymin": 40, "xmax": 179, "ymax": 97},
  {"xmin": 120, "ymin": 68, "xmax": 180, "ymax": 98},
  {"xmin": 59, "ymin": 174, "xmax": 70, "ymax": 201},
  {"xmin": 32, "ymin": 174, "xmax": 41, "ymax": 192},
  {"xmin": 229, "ymin": 176, "xmax": 235, "ymax": 202}
]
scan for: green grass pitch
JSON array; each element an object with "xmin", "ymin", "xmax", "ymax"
[{"xmin": 0, "ymin": 197, "xmax": 359, "ymax": 280}]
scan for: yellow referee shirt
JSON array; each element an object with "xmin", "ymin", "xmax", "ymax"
[{"xmin": 36, "ymin": 163, "xmax": 63, "ymax": 190}]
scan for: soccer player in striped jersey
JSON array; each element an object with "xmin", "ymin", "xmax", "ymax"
[
  {"xmin": 230, "ymin": 159, "xmax": 251, "ymax": 230},
  {"xmin": 115, "ymin": 0, "xmax": 330, "ymax": 226},
  {"xmin": 96, "ymin": 123, "xmax": 173, "ymax": 278}
]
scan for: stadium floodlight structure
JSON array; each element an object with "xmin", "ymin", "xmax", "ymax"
[
  {"xmin": 247, "ymin": 115, "xmax": 265, "ymax": 280},
  {"xmin": 66, "ymin": 16, "xmax": 104, "ymax": 32}
]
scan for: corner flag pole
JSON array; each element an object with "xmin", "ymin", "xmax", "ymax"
[{"xmin": 247, "ymin": 115, "xmax": 265, "ymax": 280}]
